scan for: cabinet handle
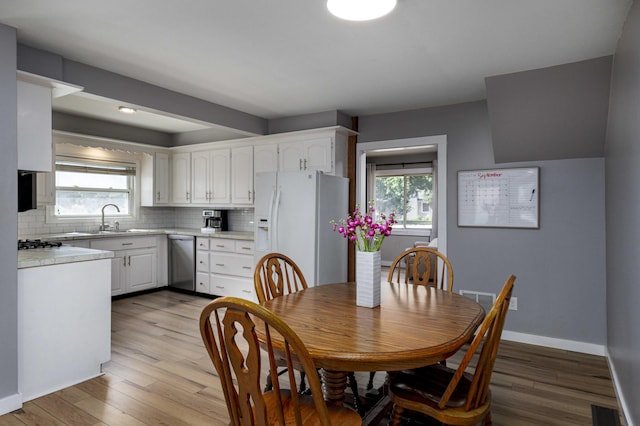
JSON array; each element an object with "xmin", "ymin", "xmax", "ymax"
[
  {"xmin": 123, "ymin": 256, "xmax": 126, "ymax": 267},
  {"xmin": 157, "ymin": 191, "xmax": 160, "ymax": 201},
  {"xmin": 248, "ymin": 190, "xmax": 251, "ymax": 200},
  {"xmin": 121, "ymin": 242, "xmax": 133, "ymax": 246},
  {"xmin": 242, "ymin": 266, "xmax": 251, "ymax": 270},
  {"xmin": 215, "ymin": 263, "xmax": 225, "ymax": 266},
  {"xmin": 128, "ymin": 256, "xmax": 131, "ymax": 266},
  {"xmin": 199, "ymin": 260, "xmax": 205, "ymax": 264},
  {"xmin": 216, "ymin": 286, "xmax": 224, "ymax": 289},
  {"xmin": 299, "ymin": 158, "xmax": 303, "ymax": 170},
  {"xmin": 215, "ymin": 244, "xmax": 225, "ymax": 248},
  {"xmin": 242, "ymin": 290, "xmax": 251, "ymax": 294},
  {"xmin": 304, "ymin": 158, "xmax": 308, "ymax": 170},
  {"xmin": 240, "ymin": 246, "xmax": 251, "ymax": 250},
  {"xmin": 186, "ymin": 191, "xmax": 190, "ymax": 200}
]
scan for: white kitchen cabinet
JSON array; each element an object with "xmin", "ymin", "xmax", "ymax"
[
  {"xmin": 231, "ymin": 145, "xmax": 254, "ymax": 205},
  {"xmin": 197, "ymin": 237, "xmax": 255, "ymax": 301},
  {"xmin": 91, "ymin": 237, "xmax": 158, "ymax": 296},
  {"xmin": 172, "ymin": 152, "xmax": 191, "ymax": 204},
  {"xmin": 141, "ymin": 152, "xmax": 170, "ymax": 206},
  {"xmin": 17, "ymin": 80, "xmax": 52, "ymax": 172},
  {"xmin": 253, "ymin": 143, "xmax": 279, "ymax": 174},
  {"xmin": 279, "ymin": 137, "xmax": 333, "ymax": 174},
  {"xmin": 18, "ymin": 259, "xmax": 111, "ymax": 402},
  {"xmin": 191, "ymin": 149, "xmax": 230, "ymax": 204},
  {"xmin": 36, "ymin": 171, "xmax": 54, "ymax": 205}
]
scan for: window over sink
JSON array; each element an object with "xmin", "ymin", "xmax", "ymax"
[{"xmin": 54, "ymin": 156, "xmax": 135, "ymax": 217}]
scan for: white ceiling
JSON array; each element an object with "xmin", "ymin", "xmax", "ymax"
[{"xmin": 0, "ymin": 0, "xmax": 632, "ymax": 133}]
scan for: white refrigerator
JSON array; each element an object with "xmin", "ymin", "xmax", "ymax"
[{"xmin": 254, "ymin": 171, "xmax": 349, "ymax": 287}]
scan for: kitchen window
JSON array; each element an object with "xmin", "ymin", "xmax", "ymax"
[
  {"xmin": 374, "ymin": 169, "xmax": 433, "ymax": 232},
  {"xmin": 54, "ymin": 156, "xmax": 135, "ymax": 217}
]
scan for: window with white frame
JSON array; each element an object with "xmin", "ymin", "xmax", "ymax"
[
  {"xmin": 54, "ymin": 156, "xmax": 135, "ymax": 217},
  {"xmin": 374, "ymin": 169, "xmax": 433, "ymax": 231}
]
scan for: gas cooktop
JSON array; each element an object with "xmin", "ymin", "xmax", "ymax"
[{"xmin": 18, "ymin": 239, "xmax": 63, "ymax": 250}]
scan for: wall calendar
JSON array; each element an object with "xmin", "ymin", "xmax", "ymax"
[{"xmin": 457, "ymin": 167, "xmax": 539, "ymax": 229}]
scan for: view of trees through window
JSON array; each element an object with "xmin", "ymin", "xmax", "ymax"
[{"xmin": 375, "ymin": 173, "xmax": 433, "ymax": 229}]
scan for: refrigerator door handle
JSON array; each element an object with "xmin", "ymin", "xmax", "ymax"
[
  {"xmin": 267, "ymin": 187, "xmax": 276, "ymax": 251},
  {"xmin": 272, "ymin": 186, "xmax": 282, "ymax": 252}
]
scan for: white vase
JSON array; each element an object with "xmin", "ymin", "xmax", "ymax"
[{"xmin": 356, "ymin": 250, "xmax": 382, "ymax": 308}]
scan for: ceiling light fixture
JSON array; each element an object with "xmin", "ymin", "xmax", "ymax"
[
  {"xmin": 118, "ymin": 106, "xmax": 137, "ymax": 114},
  {"xmin": 327, "ymin": 0, "xmax": 396, "ymax": 21}
]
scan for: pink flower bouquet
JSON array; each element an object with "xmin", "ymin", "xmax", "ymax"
[{"xmin": 331, "ymin": 202, "xmax": 397, "ymax": 252}]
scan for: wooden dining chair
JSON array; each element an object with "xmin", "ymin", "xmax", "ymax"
[
  {"xmin": 388, "ymin": 247, "xmax": 454, "ymax": 292},
  {"xmin": 387, "ymin": 274, "xmax": 516, "ymax": 426},
  {"xmin": 199, "ymin": 296, "xmax": 362, "ymax": 426},
  {"xmin": 254, "ymin": 252, "xmax": 308, "ymax": 304},
  {"xmin": 254, "ymin": 253, "xmax": 366, "ymax": 415}
]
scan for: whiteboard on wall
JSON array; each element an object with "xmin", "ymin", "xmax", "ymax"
[{"xmin": 457, "ymin": 167, "xmax": 539, "ymax": 229}]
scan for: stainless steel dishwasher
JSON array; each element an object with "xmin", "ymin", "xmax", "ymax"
[{"xmin": 168, "ymin": 235, "xmax": 195, "ymax": 292}]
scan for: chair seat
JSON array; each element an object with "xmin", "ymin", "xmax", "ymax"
[
  {"xmin": 390, "ymin": 364, "xmax": 472, "ymax": 409},
  {"xmin": 263, "ymin": 390, "xmax": 362, "ymax": 425}
]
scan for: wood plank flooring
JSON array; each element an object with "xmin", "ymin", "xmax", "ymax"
[{"xmin": 0, "ymin": 290, "xmax": 623, "ymax": 425}]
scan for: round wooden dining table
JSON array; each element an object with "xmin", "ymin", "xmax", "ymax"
[{"xmin": 259, "ymin": 281, "xmax": 485, "ymax": 406}]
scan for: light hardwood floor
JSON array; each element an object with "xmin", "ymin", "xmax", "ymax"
[{"xmin": 0, "ymin": 290, "xmax": 622, "ymax": 425}]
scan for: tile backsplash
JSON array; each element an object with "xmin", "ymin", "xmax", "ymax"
[{"xmin": 18, "ymin": 206, "xmax": 255, "ymax": 237}]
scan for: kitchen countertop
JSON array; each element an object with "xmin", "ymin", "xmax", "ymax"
[
  {"xmin": 18, "ymin": 246, "xmax": 115, "ymax": 269},
  {"xmin": 21, "ymin": 228, "xmax": 255, "ymax": 242}
]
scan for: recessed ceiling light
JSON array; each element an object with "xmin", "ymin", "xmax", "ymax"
[
  {"xmin": 118, "ymin": 106, "xmax": 137, "ymax": 114},
  {"xmin": 327, "ymin": 0, "xmax": 397, "ymax": 21}
]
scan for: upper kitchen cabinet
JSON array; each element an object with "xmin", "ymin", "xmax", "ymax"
[
  {"xmin": 191, "ymin": 148, "xmax": 231, "ymax": 205},
  {"xmin": 231, "ymin": 146, "xmax": 254, "ymax": 205},
  {"xmin": 141, "ymin": 152, "xmax": 170, "ymax": 206},
  {"xmin": 171, "ymin": 152, "xmax": 191, "ymax": 204},
  {"xmin": 253, "ymin": 143, "xmax": 278, "ymax": 174},
  {"xmin": 276, "ymin": 130, "xmax": 349, "ymax": 177},
  {"xmin": 17, "ymin": 72, "xmax": 82, "ymax": 172}
]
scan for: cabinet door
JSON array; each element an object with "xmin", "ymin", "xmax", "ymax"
[
  {"xmin": 36, "ymin": 172, "xmax": 54, "ymax": 205},
  {"xmin": 254, "ymin": 143, "xmax": 278, "ymax": 174},
  {"xmin": 17, "ymin": 80, "xmax": 52, "ymax": 172},
  {"xmin": 231, "ymin": 146, "xmax": 253, "ymax": 205},
  {"xmin": 155, "ymin": 152, "xmax": 170, "ymax": 204},
  {"xmin": 126, "ymin": 248, "xmax": 157, "ymax": 292},
  {"xmin": 278, "ymin": 141, "xmax": 304, "ymax": 172},
  {"xmin": 172, "ymin": 153, "xmax": 191, "ymax": 204},
  {"xmin": 304, "ymin": 137, "xmax": 333, "ymax": 173},
  {"xmin": 210, "ymin": 148, "xmax": 230, "ymax": 204},
  {"xmin": 191, "ymin": 151, "xmax": 210, "ymax": 204},
  {"xmin": 110, "ymin": 251, "xmax": 127, "ymax": 296}
]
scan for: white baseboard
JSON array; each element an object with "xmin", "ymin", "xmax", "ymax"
[
  {"xmin": 0, "ymin": 393, "xmax": 22, "ymax": 416},
  {"xmin": 501, "ymin": 330, "xmax": 606, "ymax": 356},
  {"xmin": 605, "ymin": 348, "xmax": 632, "ymax": 426}
]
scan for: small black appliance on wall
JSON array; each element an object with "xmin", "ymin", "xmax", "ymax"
[{"xmin": 18, "ymin": 170, "xmax": 37, "ymax": 212}]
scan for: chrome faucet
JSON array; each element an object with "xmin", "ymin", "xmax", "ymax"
[{"xmin": 100, "ymin": 204, "xmax": 120, "ymax": 231}]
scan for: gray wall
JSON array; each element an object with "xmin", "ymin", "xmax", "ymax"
[
  {"xmin": 0, "ymin": 24, "xmax": 18, "ymax": 402},
  {"xmin": 605, "ymin": 1, "xmax": 640, "ymax": 423},
  {"xmin": 359, "ymin": 100, "xmax": 607, "ymax": 345},
  {"xmin": 486, "ymin": 56, "xmax": 612, "ymax": 163}
]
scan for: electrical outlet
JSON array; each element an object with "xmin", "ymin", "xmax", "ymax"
[{"xmin": 509, "ymin": 296, "xmax": 518, "ymax": 311}]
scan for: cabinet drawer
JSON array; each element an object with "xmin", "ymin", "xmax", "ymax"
[
  {"xmin": 210, "ymin": 253, "xmax": 254, "ymax": 277},
  {"xmin": 196, "ymin": 251, "xmax": 209, "ymax": 272},
  {"xmin": 235, "ymin": 240, "xmax": 255, "ymax": 254},
  {"xmin": 196, "ymin": 237, "xmax": 210, "ymax": 250},
  {"xmin": 210, "ymin": 274, "xmax": 255, "ymax": 301},
  {"xmin": 209, "ymin": 238, "xmax": 235, "ymax": 252},
  {"xmin": 196, "ymin": 272, "xmax": 210, "ymax": 293},
  {"xmin": 91, "ymin": 236, "xmax": 156, "ymax": 251}
]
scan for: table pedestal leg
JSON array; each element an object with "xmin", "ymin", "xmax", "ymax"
[{"xmin": 320, "ymin": 369, "xmax": 348, "ymax": 406}]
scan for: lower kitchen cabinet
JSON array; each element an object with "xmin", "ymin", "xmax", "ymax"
[
  {"xmin": 196, "ymin": 237, "xmax": 255, "ymax": 301},
  {"xmin": 91, "ymin": 236, "xmax": 158, "ymax": 296}
]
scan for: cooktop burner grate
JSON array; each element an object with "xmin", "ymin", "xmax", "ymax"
[{"xmin": 18, "ymin": 239, "xmax": 63, "ymax": 250}]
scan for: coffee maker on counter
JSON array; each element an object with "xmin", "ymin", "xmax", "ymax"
[{"xmin": 201, "ymin": 209, "xmax": 228, "ymax": 233}]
